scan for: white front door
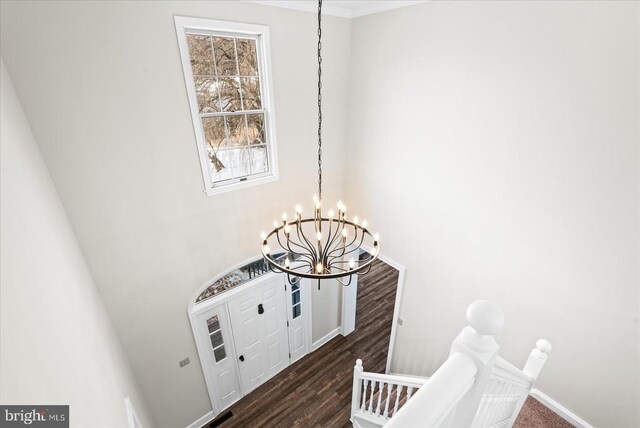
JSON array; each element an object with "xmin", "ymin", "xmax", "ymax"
[
  {"xmin": 287, "ymin": 279, "xmax": 309, "ymax": 363},
  {"xmin": 193, "ymin": 305, "xmax": 242, "ymax": 412},
  {"xmin": 228, "ymin": 276, "xmax": 289, "ymax": 394}
]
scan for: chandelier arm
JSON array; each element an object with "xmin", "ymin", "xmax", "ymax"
[
  {"xmin": 323, "ymin": 218, "xmax": 338, "ymax": 253},
  {"xmin": 291, "ymin": 259, "xmax": 314, "ymax": 273},
  {"xmin": 275, "ymin": 230, "xmax": 315, "ymax": 264},
  {"xmin": 327, "ymin": 232, "xmax": 366, "ymax": 262},
  {"xmin": 267, "ymin": 262, "xmax": 284, "ymax": 274},
  {"xmin": 328, "ymin": 259, "xmax": 356, "ymax": 264},
  {"xmin": 335, "ymin": 275, "xmax": 353, "ymax": 286},
  {"xmin": 326, "ymin": 227, "xmax": 361, "ymax": 257},
  {"xmin": 295, "ymin": 219, "xmax": 319, "ymax": 264},
  {"xmin": 359, "ymin": 262, "xmax": 374, "ymax": 275},
  {"xmin": 325, "ymin": 217, "xmax": 347, "ymax": 255},
  {"xmin": 345, "ymin": 225, "xmax": 362, "ymax": 249},
  {"xmin": 286, "ymin": 273, "xmax": 302, "ymax": 286},
  {"xmin": 279, "ymin": 259, "xmax": 314, "ymax": 276},
  {"xmin": 338, "ymin": 218, "xmax": 360, "ymax": 253},
  {"xmin": 273, "ymin": 229, "xmax": 306, "ymax": 261}
]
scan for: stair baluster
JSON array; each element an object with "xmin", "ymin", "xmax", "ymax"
[
  {"xmin": 368, "ymin": 381, "xmax": 376, "ymax": 413},
  {"xmin": 361, "ymin": 379, "xmax": 369, "ymax": 410},
  {"xmin": 375, "ymin": 382, "xmax": 384, "ymax": 416},
  {"xmin": 383, "ymin": 382, "xmax": 393, "ymax": 418},
  {"xmin": 406, "ymin": 386, "xmax": 414, "ymax": 401},
  {"xmin": 393, "ymin": 385, "xmax": 403, "ymax": 416}
]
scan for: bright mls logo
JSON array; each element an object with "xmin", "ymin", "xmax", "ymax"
[{"xmin": 0, "ymin": 406, "xmax": 68, "ymax": 427}]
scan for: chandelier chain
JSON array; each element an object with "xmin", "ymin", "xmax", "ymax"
[{"xmin": 317, "ymin": 0, "xmax": 323, "ymax": 201}]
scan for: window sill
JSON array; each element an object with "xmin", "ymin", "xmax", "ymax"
[{"xmin": 204, "ymin": 173, "xmax": 279, "ymax": 196}]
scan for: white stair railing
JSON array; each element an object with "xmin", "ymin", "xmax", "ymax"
[
  {"xmin": 381, "ymin": 300, "xmax": 551, "ymax": 428},
  {"xmin": 351, "ymin": 359, "xmax": 428, "ymax": 424},
  {"xmin": 473, "ymin": 340, "xmax": 552, "ymax": 427}
]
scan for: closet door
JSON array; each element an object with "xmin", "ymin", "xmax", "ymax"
[
  {"xmin": 228, "ymin": 276, "xmax": 289, "ymax": 394},
  {"xmin": 194, "ymin": 305, "xmax": 242, "ymax": 412}
]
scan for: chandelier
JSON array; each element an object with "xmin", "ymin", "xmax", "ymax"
[{"xmin": 260, "ymin": 0, "xmax": 379, "ymax": 287}]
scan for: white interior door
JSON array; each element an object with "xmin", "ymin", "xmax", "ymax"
[
  {"xmin": 287, "ymin": 279, "xmax": 309, "ymax": 363},
  {"xmin": 193, "ymin": 305, "xmax": 242, "ymax": 412},
  {"xmin": 228, "ymin": 277, "xmax": 289, "ymax": 394}
]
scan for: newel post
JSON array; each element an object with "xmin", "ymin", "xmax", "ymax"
[
  {"xmin": 507, "ymin": 339, "xmax": 553, "ymax": 426},
  {"xmin": 523, "ymin": 339, "xmax": 552, "ymax": 380},
  {"xmin": 351, "ymin": 359, "xmax": 363, "ymax": 422},
  {"xmin": 448, "ymin": 300, "xmax": 505, "ymax": 427}
]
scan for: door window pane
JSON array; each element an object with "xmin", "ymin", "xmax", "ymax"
[
  {"xmin": 213, "ymin": 346, "xmax": 227, "ymax": 362},
  {"xmin": 206, "ymin": 315, "xmax": 227, "ymax": 363},
  {"xmin": 207, "ymin": 316, "xmax": 221, "ymax": 334},
  {"xmin": 292, "ymin": 304, "xmax": 301, "ymax": 319},
  {"xmin": 210, "ymin": 330, "xmax": 223, "ymax": 348}
]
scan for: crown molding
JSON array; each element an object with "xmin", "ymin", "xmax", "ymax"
[{"xmin": 245, "ymin": 1, "xmax": 426, "ymax": 19}]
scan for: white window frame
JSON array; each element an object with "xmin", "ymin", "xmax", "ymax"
[{"xmin": 174, "ymin": 16, "xmax": 279, "ymax": 196}]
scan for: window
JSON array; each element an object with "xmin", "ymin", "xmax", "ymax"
[
  {"xmin": 291, "ymin": 282, "xmax": 301, "ymax": 319},
  {"xmin": 175, "ymin": 17, "xmax": 278, "ymax": 195},
  {"xmin": 207, "ymin": 315, "xmax": 227, "ymax": 363}
]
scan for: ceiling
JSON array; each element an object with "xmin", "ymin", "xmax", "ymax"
[{"xmin": 247, "ymin": 1, "xmax": 426, "ymax": 19}]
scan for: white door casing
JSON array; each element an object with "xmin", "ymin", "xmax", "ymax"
[{"xmin": 228, "ymin": 276, "xmax": 289, "ymax": 394}]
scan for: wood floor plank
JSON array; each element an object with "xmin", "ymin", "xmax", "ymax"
[{"xmin": 207, "ymin": 259, "xmax": 399, "ymax": 428}]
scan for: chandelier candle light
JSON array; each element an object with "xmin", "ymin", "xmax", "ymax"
[{"xmin": 260, "ymin": 0, "xmax": 379, "ymax": 287}]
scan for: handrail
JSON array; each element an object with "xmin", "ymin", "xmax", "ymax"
[
  {"xmin": 493, "ymin": 357, "xmax": 534, "ymax": 386},
  {"xmin": 385, "ymin": 352, "xmax": 478, "ymax": 428},
  {"xmin": 360, "ymin": 371, "xmax": 428, "ymax": 388}
]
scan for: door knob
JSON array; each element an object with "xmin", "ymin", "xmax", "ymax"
[
  {"xmin": 239, "ymin": 355, "xmax": 245, "ymax": 362},
  {"xmin": 258, "ymin": 303, "xmax": 264, "ymax": 314}
]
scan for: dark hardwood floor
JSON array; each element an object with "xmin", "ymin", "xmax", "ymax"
[{"xmin": 209, "ymin": 259, "xmax": 399, "ymax": 428}]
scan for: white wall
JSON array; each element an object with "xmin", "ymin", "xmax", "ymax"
[
  {"xmin": 0, "ymin": 60, "xmax": 153, "ymax": 428},
  {"xmin": 347, "ymin": 2, "xmax": 639, "ymax": 427},
  {"xmin": 0, "ymin": 1, "xmax": 350, "ymax": 426},
  {"xmin": 311, "ymin": 278, "xmax": 342, "ymax": 343}
]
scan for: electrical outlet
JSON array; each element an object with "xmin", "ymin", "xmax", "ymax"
[
  {"xmin": 179, "ymin": 357, "xmax": 190, "ymax": 368},
  {"xmin": 397, "ymin": 318, "xmax": 404, "ymax": 326}
]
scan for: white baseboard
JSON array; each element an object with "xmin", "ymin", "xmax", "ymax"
[
  {"xmin": 530, "ymin": 389, "xmax": 592, "ymax": 428},
  {"xmin": 186, "ymin": 410, "xmax": 214, "ymax": 428},
  {"xmin": 312, "ymin": 327, "xmax": 341, "ymax": 351}
]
